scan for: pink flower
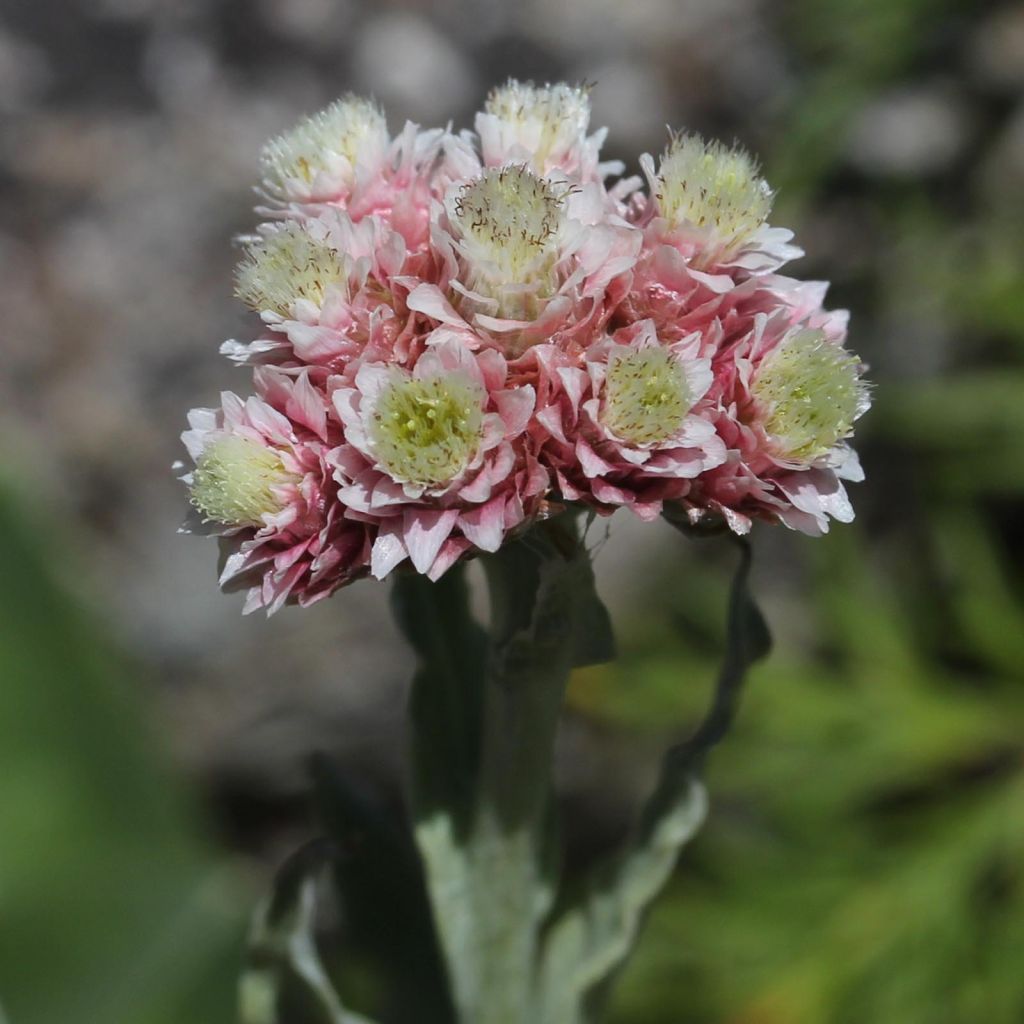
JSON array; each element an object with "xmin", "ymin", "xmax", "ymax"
[
  {"xmin": 224, "ymin": 212, "xmax": 425, "ymax": 371},
  {"xmin": 684, "ymin": 311, "xmax": 869, "ymax": 536},
  {"xmin": 180, "ymin": 369, "xmax": 370, "ymax": 613},
  {"xmin": 180, "ymin": 83, "xmax": 872, "ymax": 611},
  {"xmin": 473, "ymin": 79, "xmax": 622, "ymax": 186},
  {"xmin": 531, "ymin": 320, "xmax": 727, "ymax": 520},
  {"xmin": 635, "ymin": 133, "xmax": 802, "ymax": 276},
  {"xmin": 329, "ymin": 337, "xmax": 546, "ymax": 579},
  {"xmin": 408, "ymin": 164, "xmax": 640, "ymax": 358},
  {"xmin": 258, "ymin": 97, "xmax": 444, "ymax": 251}
]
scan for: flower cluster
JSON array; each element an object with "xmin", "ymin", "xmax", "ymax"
[{"xmin": 180, "ymin": 82, "xmax": 869, "ymax": 613}]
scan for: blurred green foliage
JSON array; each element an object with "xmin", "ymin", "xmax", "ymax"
[
  {"xmin": 594, "ymin": 517, "xmax": 1024, "ymax": 1023},
  {"xmin": 0, "ymin": 486, "xmax": 247, "ymax": 1024},
  {"xmin": 592, "ymin": 1, "xmax": 1024, "ymax": 1019}
]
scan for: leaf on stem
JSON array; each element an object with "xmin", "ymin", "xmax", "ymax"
[
  {"xmin": 537, "ymin": 536, "xmax": 771, "ymax": 1024},
  {"xmin": 240, "ymin": 839, "xmax": 378, "ymax": 1024},
  {"xmin": 310, "ymin": 755, "xmax": 457, "ymax": 1024},
  {"xmin": 391, "ymin": 562, "xmax": 489, "ymax": 832}
]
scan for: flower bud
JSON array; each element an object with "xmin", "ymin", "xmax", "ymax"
[
  {"xmin": 481, "ymin": 79, "xmax": 591, "ymax": 173},
  {"xmin": 654, "ymin": 133, "xmax": 773, "ymax": 262},
  {"xmin": 260, "ymin": 95, "xmax": 388, "ymax": 201}
]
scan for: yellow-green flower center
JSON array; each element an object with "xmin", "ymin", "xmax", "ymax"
[
  {"xmin": 260, "ymin": 95, "xmax": 387, "ymax": 192},
  {"xmin": 452, "ymin": 165, "xmax": 566, "ymax": 318},
  {"xmin": 190, "ymin": 436, "xmax": 295, "ymax": 527},
  {"xmin": 602, "ymin": 347, "xmax": 692, "ymax": 445},
  {"xmin": 656, "ymin": 134, "xmax": 773, "ymax": 257},
  {"xmin": 369, "ymin": 374, "xmax": 486, "ymax": 487},
  {"xmin": 752, "ymin": 330, "xmax": 864, "ymax": 461},
  {"xmin": 235, "ymin": 223, "xmax": 346, "ymax": 317}
]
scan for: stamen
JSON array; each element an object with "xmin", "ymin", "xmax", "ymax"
[
  {"xmin": 602, "ymin": 347, "xmax": 692, "ymax": 445},
  {"xmin": 752, "ymin": 329, "xmax": 865, "ymax": 461},
  {"xmin": 191, "ymin": 436, "xmax": 296, "ymax": 527},
  {"xmin": 369, "ymin": 373, "xmax": 486, "ymax": 487}
]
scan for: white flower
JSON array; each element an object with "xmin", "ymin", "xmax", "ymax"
[{"xmin": 260, "ymin": 95, "xmax": 389, "ymax": 202}]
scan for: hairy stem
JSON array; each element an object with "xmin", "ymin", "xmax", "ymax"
[{"xmin": 403, "ymin": 519, "xmax": 594, "ymax": 1023}]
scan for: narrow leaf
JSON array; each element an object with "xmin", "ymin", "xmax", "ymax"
[
  {"xmin": 391, "ymin": 562, "xmax": 488, "ymax": 832},
  {"xmin": 310, "ymin": 756, "xmax": 456, "ymax": 1024},
  {"xmin": 538, "ymin": 537, "xmax": 771, "ymax": 1023},
  {"xmin": 240, "ymin": 840, "xmax": 378, "ymax": 1024}
]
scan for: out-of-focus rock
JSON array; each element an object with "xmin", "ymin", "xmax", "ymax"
[
  {"xmin": 257, "ymin": 0, "xmax": 354, "ymax": 48},
  {"xmin": 969, "ymin": 4, "xmax": 1024, "ymax": 92},
  {"xmin": 845, "ymin": 84, "xmax": 970, "ymax": 177},
  {"xmin": 0, "ymin": 23, "xmax": 51, "ymax": 112},
  {"xmin": 352, "ymin": 13, "xmax": 478, "ymax": 125},
  {"xmin": 581, "ymin": 60, "xmax": 669, "ymax": 156},
  {"xmin": 979, "ymin": 101, "xmax": 1024, "ymax": 212},
  {"xmin": 526, "ymin": 0, "xmax": 755, "ymax": 54}
]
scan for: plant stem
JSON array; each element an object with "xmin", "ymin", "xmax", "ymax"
[
  {"xmin": 462, "ymin": 541, "xmax": 579, "ymax": 1022},
  {"xmin": 405, "ymin": 520, "xmax": 590, "ymax": 1023}
]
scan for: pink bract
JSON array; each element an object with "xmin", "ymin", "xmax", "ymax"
[{"xmin": 181, "ymin": 84, "xmax": 870, "ymax": 611}]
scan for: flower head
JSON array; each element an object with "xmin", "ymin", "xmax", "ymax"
[
  {"xmin": 477, "ymin": 79, "xmax": 595, "ymax": 176},
  {"xmin": 331, "ymin": 338, "xmax": 544, "ymax": 578},
  {"xmin": 638, "ymin": 132, "xmax": 801, "ymax": 273},
  {"xmin": 368, "ymin": 372, "xmax": 487, "ymax": 488},
  {"xmin": 530, "ymin": 323, "xmax": 725, "ymax": 521},
  {"xmin": 260, "ymin": 95, "xmax": 389, "ymax": 203},
  {"xmin": 190, "ymin": 436, "xmax": 297, "ymax": 528},
  {"xmin": 420, "ymin": 163, "xmax": 638, "ymax": 358},
  {"xmin": 678, "ymin": 307, "xmax": 867, "ymax": 537},
  {"xmin": 601, "ymin": 346, "xmax": 694, "ymax": 445},
  {"xmin": 655, "ymin": 134, "xmax": 772, "ymax": 247},
  {"xmin": 235, "ymin": 222, "xmax": 347, "ymax": 318},
  {"xmin": 180, "ymin": 373, "xmax": 370, "ymax": 613},
  {"xmin": 751, "ymin": 328, "xmax": 867, "ymax": 462},
  {"xmin": 449, "ymin": 165, "xmax": 568, "ymax": 320}
]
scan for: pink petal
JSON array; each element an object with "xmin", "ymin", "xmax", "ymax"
[
  {"xmin": 403, "ymin": 508, "xmax": 459, "ymax": 575},
  {"xmin": 577, "ymin": 439, "xmax": 615, "ymax": 478},
  {"xmin": 494, "ymin": 386, "xmax": 535, "ymax": 437},
  {"xmin": 459, "ymin": 497, "xmax": 506, "ymax": 552},
  {"xmin": 427, "ymin": 537, "xmax": 473, "ymax": 581},
  {"xmin": 406, "ymin": 283, "xmax": 469, "ymax": 328},
  {"xmin": 289, "ymin": 371, "xmax": 328, "ymax": 440},
  {"xmin": 371, "ymin": 526, "xmax": 408, "ymax": 579}
]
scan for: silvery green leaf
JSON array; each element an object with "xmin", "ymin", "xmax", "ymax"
[
  {"xmin": 537, "ymin": 538, "xmax": 770, "ymax": 1023},
  {"xmin": 537, "ymin": 779, "xmax": 707, "ymax": 1024},
  {"xmin": 391, "ymin": 562, "xmax": 488, "ymax": 833}
]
